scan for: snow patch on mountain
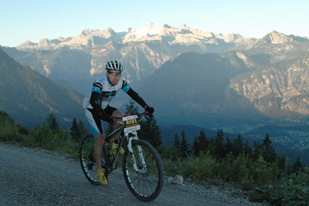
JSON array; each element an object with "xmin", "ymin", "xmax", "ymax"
[{"xmin": 16, "ymin": 23, "xmax": 250, "ymax": 50}]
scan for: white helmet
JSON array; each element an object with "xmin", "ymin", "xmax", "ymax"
[{"xmin": 105, "ymin": 60, "xmax": 123, "ymax": 71}]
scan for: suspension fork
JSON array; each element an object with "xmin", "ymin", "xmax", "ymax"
[{"xmin": 127, "ymin": 132, "xmax": 146, "ymax": 173}]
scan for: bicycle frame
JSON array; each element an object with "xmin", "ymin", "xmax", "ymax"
[{"xmin": 104, "ymin": 115, "xmax": 146, "ymax": 174}]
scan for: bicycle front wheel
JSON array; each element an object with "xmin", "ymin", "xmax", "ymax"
[
  {"xmin": 79, "ymin": 134, "xmax": 107, "ymax": 185},
  {"xmin": 123, "ymin": 139, "xmax": 164, "ymax": 202}
]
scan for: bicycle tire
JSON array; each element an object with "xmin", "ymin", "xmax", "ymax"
[
  {"xmin": 79, "ymin": 134, "xmax": 107, "ymax": 185},
  {"xmin": 123, "ymin": 139, "xmax": 164, "ymax": 202}
]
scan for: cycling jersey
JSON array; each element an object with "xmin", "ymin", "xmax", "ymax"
[
  {"xmin": 83, "ymin": 76, "xmax": 129, "ymax": 110},
  {"xmin": 84, "ymin": 75, "xmax": 147, "ymax": 136}
]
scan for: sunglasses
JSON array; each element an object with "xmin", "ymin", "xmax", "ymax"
[{"xmin": 107, "ymin": 71, "xmax": 121, "ymax": 77}]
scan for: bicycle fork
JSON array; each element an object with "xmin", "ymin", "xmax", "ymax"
[{"xmin": 127, "ymin": 135, "xmax": 147, "ymax": 174}]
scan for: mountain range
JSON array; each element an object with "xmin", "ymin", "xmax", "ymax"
[
  {"xmin": 2, "ymin": 23, "xmax": 258, "ymax": 96},
  {"xmin": 1, "ymin": 23, "xmax": 309, "ymax": 163}
]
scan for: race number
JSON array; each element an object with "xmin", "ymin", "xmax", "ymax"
[{"xmin": 123, "ymin": 115, "xmax": 140, "ymax": 133}]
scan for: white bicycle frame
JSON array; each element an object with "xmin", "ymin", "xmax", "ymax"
[{"xmin": 123, "ymin": 115, "xmax": 147, "ymax": 174}]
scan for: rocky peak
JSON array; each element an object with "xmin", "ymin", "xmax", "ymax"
[
  {"xmin": 245, "ymin": 30, "xmax": 309, "ymax": 49},
  {"xmin": 222, "ymin": 33, "xmax": 243, "ymax": 42},
  {"xmin": 19, "ymin": 40, "xmax": 37, "ymax": 46},
  {"xmin": 160, "ymin": 23, "xmax": 172, "ymax": 28},
  {"xmin": 263, "ymin": 30, "xmax": 292, "ymax": 44},
  {"xmin": 257, "ymin": 30, "xmax": 308, "ymax": 45},
  {"xmin": 145, "ymin": 22, "xmax": 156, "ymax": 29},
  {"xmin": 179, "ymin": 23, "xmax": 187, "ymax": 29}
]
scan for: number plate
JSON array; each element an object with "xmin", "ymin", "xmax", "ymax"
[{"xmin": 123, "ymin": 115, "xmax": 140, "ymax": 132}]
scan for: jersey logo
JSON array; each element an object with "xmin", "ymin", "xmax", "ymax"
[{"xmin": 102, "ymin": 91, "xmax": 117, "ymax": 97}]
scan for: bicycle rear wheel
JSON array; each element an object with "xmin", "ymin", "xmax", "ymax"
[
  {"xmin": 123, "ymin": 139, "xmax": 164, "ymax": 202},
  {"xmin": 79, "ymin": 134, "xmax": 107, "ymax": 185}
]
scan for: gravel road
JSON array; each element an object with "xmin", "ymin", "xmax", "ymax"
[{"xmin": 0, "ymin": 142, "xmax": 264, "ymax": 206}]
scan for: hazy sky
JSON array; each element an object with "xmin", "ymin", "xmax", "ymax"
[{"xmin": 1, "ymin": 0, "xmax": 308, "ymax": 47}]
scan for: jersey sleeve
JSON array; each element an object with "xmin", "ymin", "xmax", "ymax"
[
  {"xmin": 121, "ymin": 80, "xmax": 131, "ymax": 93},
  {"xmin": 126, "ymin": 88, "xmax": 147, "ymax": 108},
  {"xmin": 90, "ymin": 81, "xmax": 103, "ymax": 112}
]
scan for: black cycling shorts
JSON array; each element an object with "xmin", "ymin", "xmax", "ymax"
[{"xmin": 85, "ymin": 105, "xmax": 117, "ymax": 136}]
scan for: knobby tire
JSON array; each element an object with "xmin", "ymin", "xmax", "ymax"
[
  {"xmin": 122, "ymin": 139, "xmax": 164, "ymax": 202},
  {"xmin": 79, "ymin": 134, "xmax": 107, "ymax": 185}
]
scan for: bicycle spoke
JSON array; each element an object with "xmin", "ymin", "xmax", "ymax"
[
  {"xmin": 123, "ymin": 140, "xmax": 163, "ymax": 202},
  {"xmin": 79, "ymin": 134, "xmax": 108, "ymax": 185}
]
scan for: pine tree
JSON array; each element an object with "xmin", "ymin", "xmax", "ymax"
[
  {"xmin": 278, "ymin": 156, "xmax": 287, "ymax": 171},
  {"xmin": 125, "ymin": 101, "xmax": 141, "ymax": 115},
  {"xmin": 207, "ymin": 137, "xmax": 215, "ymax": 156},
  {"xmin": 78, "ymin": 120, "xmax": 88, "ymax": 140},
  {"xmin": 46, "ymin": 113, "xmax": 59, "ymax": 133},
  {"xmin": 170, "ymin": 132, "xmax": 181, "ymax": 159},
  {"xmin": 261, "ymin": 134, "xmax": 276, "ymax": 163},
  {"xmin": 70, "ymin": 117, "xmax": 79, "ymax": 141},
  {"xmin": 225, "ymin": 136, "xmax": 233, "ymax": 156},
  {"xmin": 173, "ymin": 133, "xmax": 181, "ymax": 150},
  {"xmin": 232, "ymin": 134, "xmax": 244, "ymax": 157},
  {"xmin": 214, "ymin": 130, "xmax": 225, "ymax": 160},
  {"xmin": 292, "ymin": 157, "xmax": 303, "ymax": 173},
  {"xmin": 180, "ymin": 129, "xmax": 190, "ymax": 158},
  {"xmin": 198, "ymin": 130, "xmax": 208, "ymax": 153},
  {"xmin": 70, "ymin": 118, "xmax": 87, "ymax": 142},
  {"xmin": 192, "ymin": 130, "xmax": 208, "ymax": 156},
  {"xmin": 142, "ymin": 115, "xmax": 162, "ymax": 149},
  {"xmin": 244, "ymin": 140, "xmax": 252, "ymax": 157},
  {"xmin": 253, "ymin": 141, "xmax": 262, "ymax": 160},
  {"xmin": 192, "ymin": 136, "xmax": 200, "ymax": 156}
]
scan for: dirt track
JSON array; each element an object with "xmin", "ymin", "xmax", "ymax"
[{"xmin": 0, "ymin": 142, "xmax": 264, "ymax": 206}]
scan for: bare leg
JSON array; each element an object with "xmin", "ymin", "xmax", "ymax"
[
  {"xmin": 94, "ymin": 133, "xmax": 105, "ymax": 169},
  {"xmin": 111, "ymin": 110, "xmax": 124, "ymax": 141}
]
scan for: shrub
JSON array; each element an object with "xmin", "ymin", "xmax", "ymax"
[
  {"xmin": 216, "ymin": 152, "xmax": 251, "ymax": 184},
  {"xmin": 0, "ymin": 111, "xmax": 19, "ymax": 142},
  {"xmin": 0, "ymin": 121, "xmax": 19, "ymax": 142},
  {"xmin": 249, "ymin": 169, "xmax": 309, "ymax": 205},
  {"xmin": 162, "ymin": 151, "xmax": 217, "ymax": 182},
  {"xmin": 251, "ymin": 156, "xmax": 280, "ymax": 185},
  {"xmin": 18, "ymin": 125, "xmax": 31, "ymax": 136},
  {"xmin": 183, "ymin": 152, "xmax": 216, "ymax": 181}
]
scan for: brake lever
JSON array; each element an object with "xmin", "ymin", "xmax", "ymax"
[{"xmin": 144, "ymin": 111, "xmax": 153, "ymax": 118}]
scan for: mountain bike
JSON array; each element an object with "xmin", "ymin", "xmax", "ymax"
[{"xmin": 79, "ymin": 113, "xmax": 164, "ymax": 202}]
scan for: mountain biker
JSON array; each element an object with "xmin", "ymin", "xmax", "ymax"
[{"xmin": 83, "ymin": 59, "xmax": 154, "ymax": 186}]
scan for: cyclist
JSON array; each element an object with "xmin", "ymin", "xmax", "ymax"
[{"xmin": 83, "ymin": 59, "xmax": 154, "ymax": 186}]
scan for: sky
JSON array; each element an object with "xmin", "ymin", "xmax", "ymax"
[{"xmin": 0, "ymin": 0, "xmax": 308, "ymax": 47}]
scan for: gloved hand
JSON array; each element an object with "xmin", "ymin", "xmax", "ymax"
[{"xmin": 144, "ymin": 105, "xmax": 154, "ymax": 115}]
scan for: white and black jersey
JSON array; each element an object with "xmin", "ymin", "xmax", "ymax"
[
  {"xmin": 84, "ymin": 75, "xmax": 147, "ymax": 136},
  {"xmin": 84, "ymin": 76, "xmax": 132, "ymax": 110}
]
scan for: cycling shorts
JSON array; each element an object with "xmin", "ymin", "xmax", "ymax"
[{"xmin": 85, "ymin": 105, "xmax": 117, "ymax": 137}]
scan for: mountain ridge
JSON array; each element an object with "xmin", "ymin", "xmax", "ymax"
[
  {"xmin": 0, "ymin": 48, "xmax": 85, "ymax": 129},
  {"xmin": 15, "ymin": 23, "xmax": 253, "ymax": 50},
  {"xmin": 229, "ymin": 51, "xmax": 309, "ymax": 119},
  {"xmin": 3, "ymin": 24, "xmax": 308, "ymax": 98}
]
